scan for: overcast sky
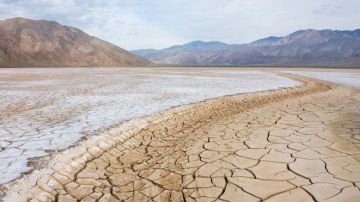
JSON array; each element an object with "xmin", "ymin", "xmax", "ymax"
[{"xmin": 0, "ymin": 0, "xmax": 359, "ymax": 50}]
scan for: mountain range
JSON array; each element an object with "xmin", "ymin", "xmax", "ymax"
[
  {"xmin": 132, "ymin": 29, "xmax": 360, "ymax": 67},
  {"xmin": 0, "ymin": 18, "xmax": 150, "ymax": 67},
  {"xmin": 0, "ymin": 17, "xmax": 359, "ymax": 67}
]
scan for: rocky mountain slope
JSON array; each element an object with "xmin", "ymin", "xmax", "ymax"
[
  {"xmin": 0, "ymin": 18, "xmax": 150, "ymax": 67},
  {"xmin": 133, "ymin": 29, "xmax": 360, "ymax": 67}
]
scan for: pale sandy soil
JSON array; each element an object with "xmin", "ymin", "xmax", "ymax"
[{"xmin": 3, "ymin": 72, "xmax": 360, "ymax": 202}]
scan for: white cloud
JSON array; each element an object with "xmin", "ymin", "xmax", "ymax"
[{"xmin": 0, "ymin": 0, "xmax": 359, "ymax": 49}]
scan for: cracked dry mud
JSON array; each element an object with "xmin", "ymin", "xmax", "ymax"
[
  {"xmin": 6, "ymin": 74, "xmax": 360, "ymax": 202},
  {"xmin": 0, "ymin": 68, "xmax": 298, "ymax": 185}
]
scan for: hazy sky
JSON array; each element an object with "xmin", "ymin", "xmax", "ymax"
[{"xmin": 0, "ymin": 0, "xmax": 359, "ymax": 50}]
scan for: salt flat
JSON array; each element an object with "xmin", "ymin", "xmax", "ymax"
[
  {"xmin": 0, "ymin": 67, "xmax": 299, "ymax": 184},
  {"xmin": 286, "ymin": 70, "xmax": 360, "ymax": 87}
]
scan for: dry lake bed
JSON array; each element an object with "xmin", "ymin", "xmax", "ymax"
[
  {"xmin": 0, "ymin": 67, "xmax": 360, "ymax": 202},
  {"xmin": 0, "ymin": 67, "xmax": 301, "ymax": 184}
]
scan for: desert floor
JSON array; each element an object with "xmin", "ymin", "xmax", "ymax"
[
  {"xmin": 0, "ymin": 67, "xmax": 300, "ymax": 185},
  {"xmin": 1, "ymin": 68, "xmax": 360, "ymax": 201}
]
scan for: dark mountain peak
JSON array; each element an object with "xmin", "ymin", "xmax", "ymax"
[
  {"xmin": 185, "ymin": 40, "xmax": 207, "ymax": 45},
  {"xmin": 185, "ymin": 40, "xmax": 227, "ymax": 46},
  {"xmin": 166, "ymin": 40, "xmax": 232, "ymax": 51},
  {"xmin": 249, "ymin": 36, "xmax": 283, "ymax": 46}
]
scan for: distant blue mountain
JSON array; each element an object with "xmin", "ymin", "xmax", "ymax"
[
  {"xmin": 132, "ymin": 29, "xmax": 360, "ymax": 67},
  {"xmin": 165, "ymin": 40, "xmax": 238, "ymax": 51}
]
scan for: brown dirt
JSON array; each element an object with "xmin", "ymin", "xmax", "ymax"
[{"xmin": 4, "ymin": 73, "xmax": 360, "ymax": 202}]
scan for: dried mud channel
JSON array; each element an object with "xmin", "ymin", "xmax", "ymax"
[{"xmin": 4, "ymin": 73, "xmax": 360, "ymax": 202}]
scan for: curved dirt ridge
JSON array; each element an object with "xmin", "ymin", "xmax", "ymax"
[{"xmin": 5, "ymin": 74, "xmax": 360, "ymax": 201}]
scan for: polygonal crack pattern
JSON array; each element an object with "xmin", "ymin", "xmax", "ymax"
[{"xmin": 15, "ymin": 75, "xmax": 360, "ymax": 202}]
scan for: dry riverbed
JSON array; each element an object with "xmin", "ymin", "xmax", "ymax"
[{"xmin": 1, "ymin": 67, "xmax": 360, "ymax": 201}]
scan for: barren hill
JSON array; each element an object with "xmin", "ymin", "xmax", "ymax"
[{"xmin": 0, "ymin": 18, "xmax": 150, "ymax": 67}]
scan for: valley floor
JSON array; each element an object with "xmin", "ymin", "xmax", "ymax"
[{"xmin": 5, "ymin": 73, "xmax": 360, "ymax": 201}]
